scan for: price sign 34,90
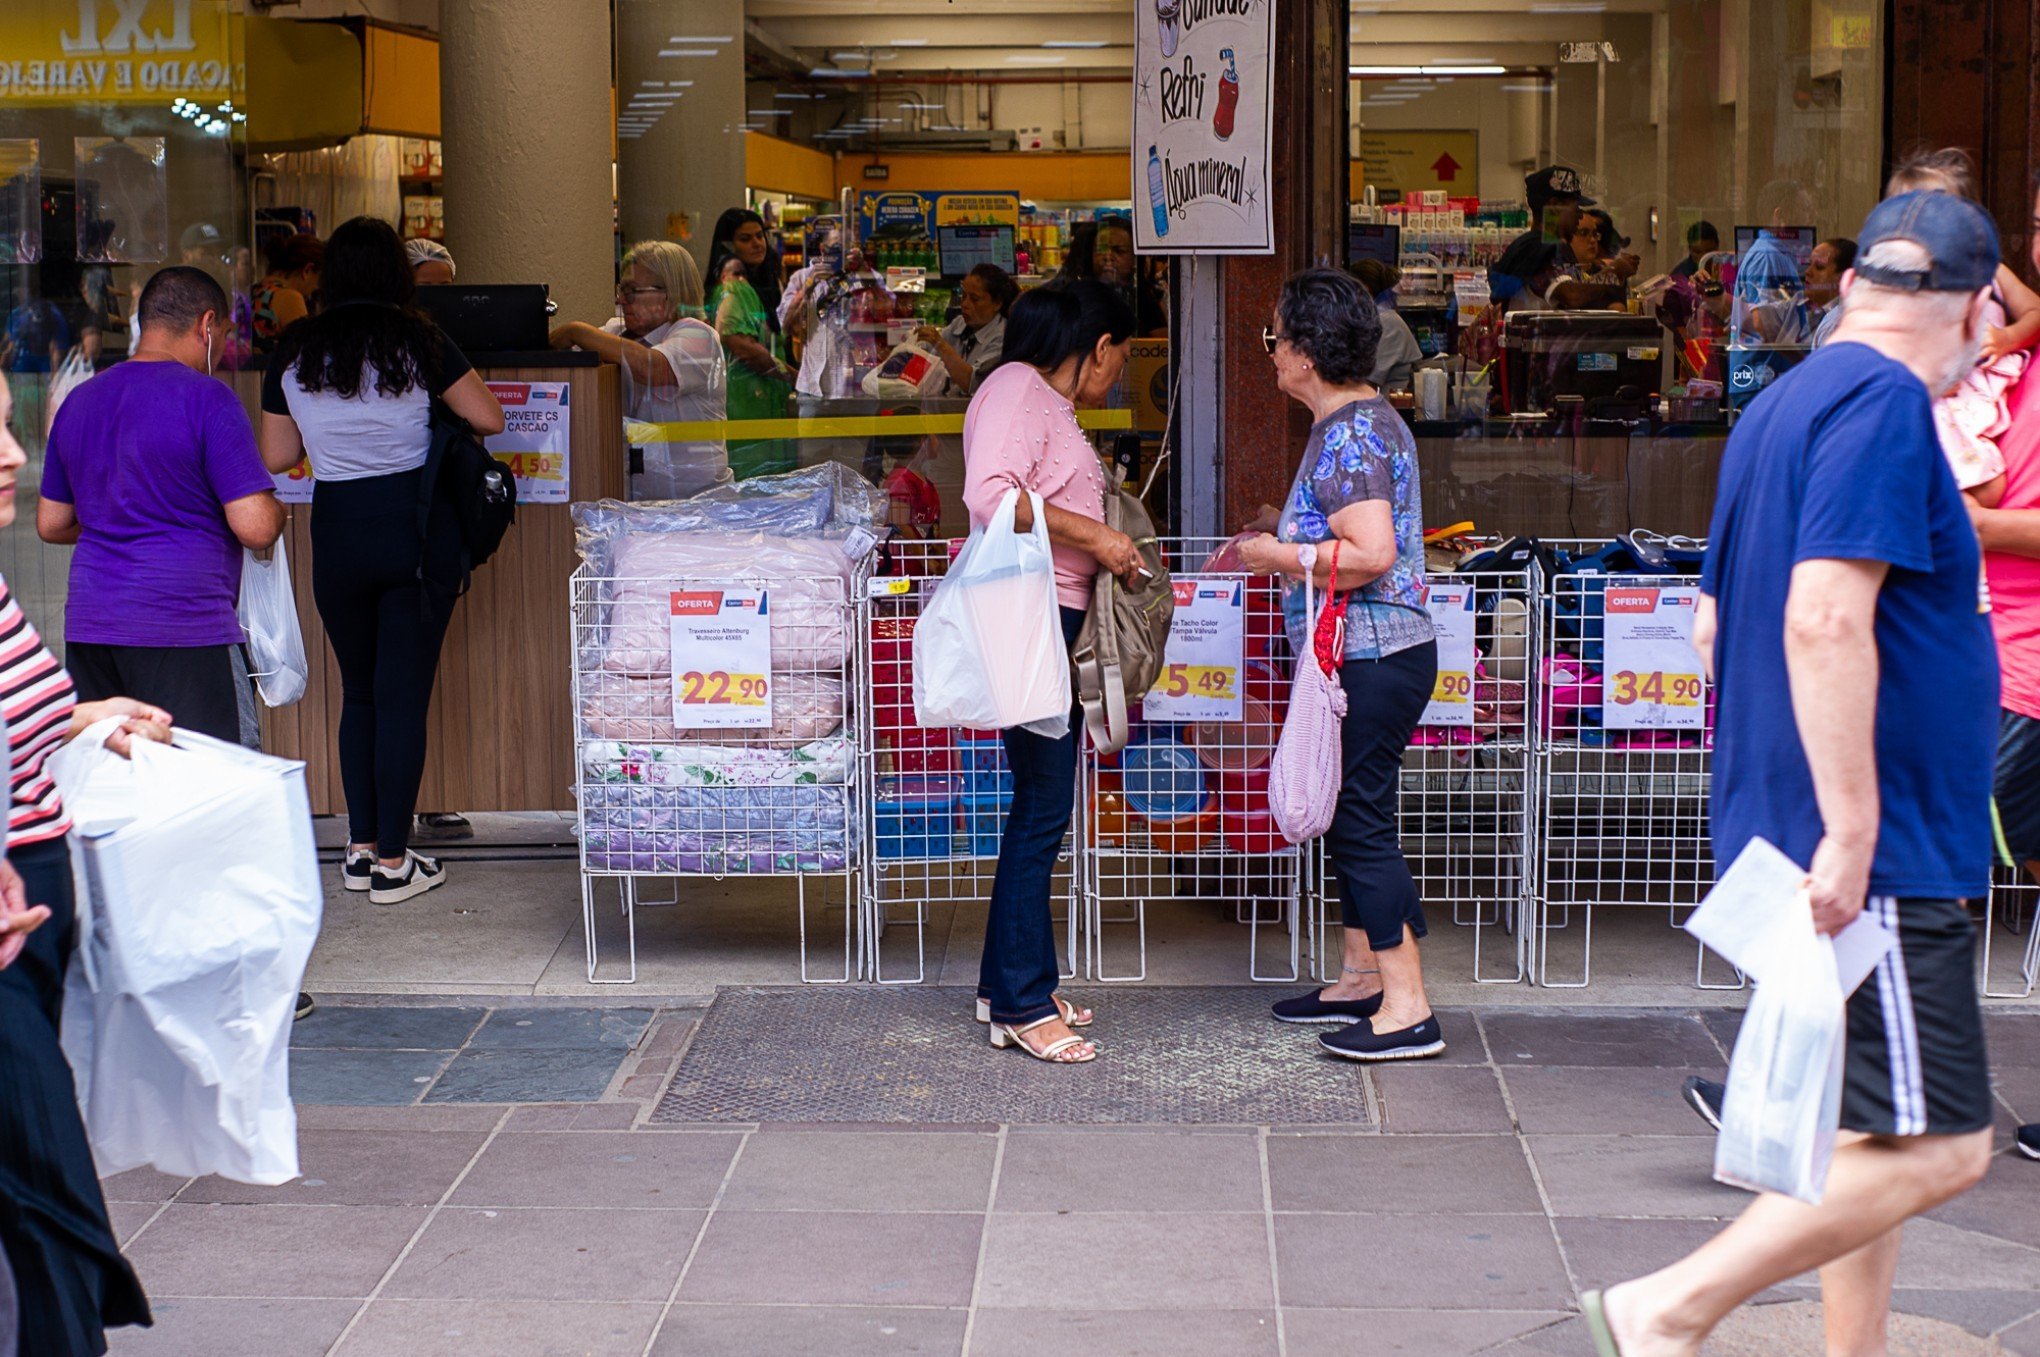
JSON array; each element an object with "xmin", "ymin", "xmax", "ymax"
[
  {"xmin": 1609, "ymin": 671, "xmax": 1702, "ymax": 707},
  {"xmin": 668, "ymin": 588, "xmax": 774, "ymax": 730}
]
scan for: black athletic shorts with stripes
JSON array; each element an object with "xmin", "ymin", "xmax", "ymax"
[{"xmin": 1841, "ymin": 897, "xmax": 1993, "ymax": 1138}]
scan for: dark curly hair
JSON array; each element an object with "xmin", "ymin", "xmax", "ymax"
[
  {"xmin": 1278, "ymin": 267, "xmax": 1381, "ymax": 387},
  {"xmin": 274, "ymin": 216, "xmax": 443, "ymax": 400}
]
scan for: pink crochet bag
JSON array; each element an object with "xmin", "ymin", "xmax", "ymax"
[{"xmin": 1268, "ymin": 542, "xmax": 1350, "ymax": 844}]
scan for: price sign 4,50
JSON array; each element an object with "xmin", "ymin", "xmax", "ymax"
[
  {"xmin": 1161, "ymin": 663, "xmax": 1237, "ymax": 701},
  {"xmin": 1610, "ymin": 671, "xmax": 1702, "ymax": 706},
  {"xmin": 678, "ymin": 670, "xmax": 769, "ymax": 706}
]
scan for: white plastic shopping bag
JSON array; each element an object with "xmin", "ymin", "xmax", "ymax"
[
  {"xmin": 1684, "ymin": 838, "xmax": 1894, "ymax": 1203},
  {"xmin": 860, "ymin": 341, "xmax": 949, "ymax": 399},
  {"xmin": 44, "ymin": 347, "xmax": 92, "ymax": 436},
  {"xmin": 237, "ymin": 541, "xmax": 308, "ymax": 707},
  {"xmin": 51, "ymin": 722, "xmax": 322, "ymax": 1186},
  {"xmin": 913, "ymin": 488, "xmax": 1071, "ymax": 737}
]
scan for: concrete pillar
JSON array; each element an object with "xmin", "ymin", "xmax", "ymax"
[
  {"xmin": 615, "ymin": 0, "xmax": 749, "ymax": 276},
  {"xmin": 439, "ymin": 0, "xmax": 615, "ymax": 328}
]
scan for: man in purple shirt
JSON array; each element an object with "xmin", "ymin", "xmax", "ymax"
[{"xmin": 37, "ymin": 266, "xmax": 283, "ymax": 745}]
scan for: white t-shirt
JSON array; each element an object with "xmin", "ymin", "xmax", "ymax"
[
  {"xmin": 603, "ymin": 315, "xmax": 730, "ymax": 499},
  {"xmin": 260, "ymin": 334, "xmax": 471, "ymax": 482},
  {"xmin": 939, "ymin": 313, "xmax": 1006, "ymax": 393}
]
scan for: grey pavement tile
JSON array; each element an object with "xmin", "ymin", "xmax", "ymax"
[
  {"xmin": 337, "ymin": 1299, "xmax": 661, "ymax": 1356},
  {"xmin": 383, "ymin": 1207, "xmax": 703, "ymax": 1302},
  {"xmin": 1281, "ymin": 1308, "xmax": 1571, "ymax": 1357},
  {"xmin": 498, "ymin": 1102, "xmax": 645, "ymax": 1131},
  {"xmin": 994, "ymin": 1129, "xmax": 1264, "ymax": 1213},
  {"xmin": 1890, "ymin": 1218, "xmax": 2040, "ymax": 1291},
  {"xmin": 107, "ymin": 1201, "xmax": 159, "ymax": 1246},
  {"xmin": 1984, "ymin": 1013, "xmax": 2040, "ymax": 1066},
  {"xmin": 1267, "ymin": 1134, "xmax": 1544, "ymax": 1214},
  {"xmin": 650, "ymin": 1304, "xmax": 968, "ymax": 1356},
  {"xmin": 1274, "ymin": 1212, "xmax": 1573, "ymax": 1310},
  {"xmin": 977, "ymin": 1212, "xmax": 1274, "ymax": 1311},
  {"xmin": 424, "ymin": 1047, "xmax": 628, "ymax": 1103},
  {"xmin": 1525, "ymin": 1134, "xmax": 1742, "ymax": 1218},
  {"xmin": 178, "ymin": 1129, "xmax": 487, "ymax": 1207},
  {"xmin": 104, "ymin": 1298, "xmax": 360, "ymax": 1357},
  {"xmin": 1480, "ymin": 1011, "xmax": 1722, "ymax": 1068},
  {"xmin": 1773, "ymin": 1284, "xmax": 2040, "ymax": 1338},
  {"xmin": 290, "ymin": 1048, "xmax": 455, "ymax": 1106},
  {"xmin": 1555, "ymin": 1218, "xmax": 1799, "ymax": 1299},
  {"xmin": 1369, "ymin": 1065, "xmax": 1514, "ymax": 1133},
  {"xmin": 1502, "ymin": 1066, "xmax": 1721, "ymax": 1136},
  {"xmin": 1989, "ymin": 1065, "xmax": 2040, "ymax": 1124},
  {"xmin": 1699, "ymin": 1008, "xmax": 1744, "ymax": 1055},
  {"xmin": 465, "ymin": 1006, "xmax": 655, "ymax": 1050},
  {"xmin": 681, "ymin": 1211, "xmax": 983, "ymax": 1307},
  {"xmin": 449, "ymin": 1130, "xmax": 740, "ymax": 1209},
  {"xmin": 1386, "ymin": 1007, "xmax": 1489, "ymax": 1065},
  {"xmin": 720, "ymin": 1130, "xmax": 995, "ymax": 1213},
  {"xmin": 294, "ymin": 1104, "xmax": 506, "ymax": 1133},
  {"xmin": 2005, "ymin": 1311, "xmax": 2040, "ymax": 1357},
  {"xmin": 289, "ymin": 1005, "xmax": 487, "ymax": 1051},
  {"xmin": 124, "ymin": 1204, "xmax": 428, "ymax": 1298},
  {"xmin": 1926, "ymin": 1150, "xmax": 2040, "ymax": 1252},
  {"xmin": 100, "ymin": 1168, "xmax": 190, "ymax": 1203},
  {"xmin": 968, "ymin": 1308, "xmax": 1278, "ymax": 1357}
]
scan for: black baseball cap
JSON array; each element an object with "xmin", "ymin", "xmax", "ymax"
[
  {"xmin": 1525, "ymin": 165, "xmax": 1594, "ymax": 208},
  {"xmin": 1854, "ymin": 191, "xmax": 1999, "ymax": 293}
]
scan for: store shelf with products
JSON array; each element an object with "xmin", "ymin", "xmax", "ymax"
[{"xmin": 398, "ymin": 136, "xmax": 446, "ymax": 242}]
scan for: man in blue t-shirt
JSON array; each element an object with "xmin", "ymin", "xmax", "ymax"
[
  {"xmin": 37, "ymin": 266, "xmax": 284, "ymax": 747},
  {"xmin": 1586, "ymin": 193, "xmax": 2002, "ymax": 1356}
]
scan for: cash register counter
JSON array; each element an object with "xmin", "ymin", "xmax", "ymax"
[{"xmin": 239, "ymin": 355, "xmax": 624, "ymax": 816}]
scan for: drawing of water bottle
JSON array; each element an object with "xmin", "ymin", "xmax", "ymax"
[
  {"xmin": 1214, "ymin": 48, "xmax": 1240, "ymax": 141},
  {"xmin": 1156, "ymin": 0, "xmax": 1181, "ymax": 59},
  {"xmin": 1147, "ymin": 146, "xmax": 1171, "ymax": 238}
]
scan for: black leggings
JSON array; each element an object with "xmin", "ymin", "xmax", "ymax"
[
  {"xmin": 311, "ymin": 470, "xmax": 461, "ymax": 859},
  {"xmin": 1325, "ymin": 640, "xmax": 1437, "ymax": 951}
]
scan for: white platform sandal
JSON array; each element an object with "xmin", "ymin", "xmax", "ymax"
[
  {"xmin": 975, "ymin": 994, "xmax": 1093, "ymax": 1028},
  {"xmin": 989, "ymin": 1014, "xmax": 1098, "ymax": 1064}
]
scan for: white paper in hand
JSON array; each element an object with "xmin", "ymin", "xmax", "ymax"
[{"xmin": 1684, "ymin": 837, "xmax": 1894, "ymax": 994}]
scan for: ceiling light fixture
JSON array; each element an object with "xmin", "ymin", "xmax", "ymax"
[{"xmin": 1350, "ymin": 63, "xmax": 1507, "ymax": 76}]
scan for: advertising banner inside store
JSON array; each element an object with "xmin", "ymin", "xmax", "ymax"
[
  {"xmin": 0, "ymin": 0, "xmax": 240, "ymax": 105},
  {"xmin": 1133, "ymin": 0, "xmax": 1275, "ymax": 253}
]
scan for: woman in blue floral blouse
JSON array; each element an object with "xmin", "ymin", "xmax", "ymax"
[{"xmin": 1237, "ymin": 268, "xmax": 1444, "ymax": 1061}]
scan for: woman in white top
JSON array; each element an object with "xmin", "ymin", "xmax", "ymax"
[
  {"xmin": 550, "ymin": 240, "xmax": 729, "ymax": 500},
  {"xmin": 258, "ymin": 216, "xmax": 505, "ymax": 904},
  {"xmin": 915, "ymin": 263, "xmax": 1017, "ymax": 395}
]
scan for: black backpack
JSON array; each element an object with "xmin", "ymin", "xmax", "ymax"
[{"xmin": 418, "ymin": 400, "xmax": 517, "ymax": 595}]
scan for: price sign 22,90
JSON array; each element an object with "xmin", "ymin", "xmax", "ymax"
[{"xmin": 668, "ymin": 589, "xmax": 774, "ymax": 729}]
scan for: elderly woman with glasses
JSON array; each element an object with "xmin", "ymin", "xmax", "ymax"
[
  {"xmin": 550, "ymin": 239, "xmax": 731, "ymax": 499},
  {"xmin": 1236, "ymin": 267, "xmax": 1445, "ymax": 1062}
]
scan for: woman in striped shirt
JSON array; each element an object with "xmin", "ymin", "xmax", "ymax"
[{"xmin": 0, "ymin": 369, "xmax": 170, "ymax": 1355}]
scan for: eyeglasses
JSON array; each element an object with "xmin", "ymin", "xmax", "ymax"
[
  {"xmin": 618, "ymin": 284, "xmax": 666, "ymax": 299},
  {"xmin": 1261, "ymin": 326, "xmax": 1287, "ymax": 355}
]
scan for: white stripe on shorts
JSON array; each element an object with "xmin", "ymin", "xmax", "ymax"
[{"xmin": 1871, "ymin": 896, "xmax": 1926, "ymax": 1136}]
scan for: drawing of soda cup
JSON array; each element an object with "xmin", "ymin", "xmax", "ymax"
[{"xmin": 1157, "ymin": 0, "xmax": 1181, "ymax": 58}]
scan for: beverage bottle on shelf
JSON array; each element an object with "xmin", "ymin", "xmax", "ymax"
[
  {"xmin": 1214, "ymin": 48, "xmax": 1240, "ymax": 140},
  {"xmin": 1147, "ymin": 146, "xmax": 1171, "ymax": 237}
]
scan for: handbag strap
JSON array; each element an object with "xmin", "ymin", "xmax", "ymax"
[{"xmin": 1312, "ymin": 541, "xmax": 1351, "ymax": 677}]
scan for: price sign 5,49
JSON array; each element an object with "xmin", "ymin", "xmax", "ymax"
[
  {"xmin": 678, "ymin": 670, "xmax": 769, "ymax": 706},
  {"xmin": 1160, "ymin": 663, "xmax": 1237, "ymax": 701},
  {"xmin": 1610, "ymin": 671, "xmax": 1702, "ymax": 707}
]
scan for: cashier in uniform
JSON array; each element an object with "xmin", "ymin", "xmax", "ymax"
[
  {"xmin": 1490, "ymin": 166, "xmax": 1635, "ymax": 313},
  {"xmin": 914, "ymin": 263, "xmax": 1016, "ymax": 395},
  {"xmin": 550, "ymin": 239, "xmax": 730, "ymax": 499}
]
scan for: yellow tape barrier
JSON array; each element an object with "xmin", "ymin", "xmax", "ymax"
[{"xmin": 637, "ymin": 409, "xmax": 1134, "ymax": 441}]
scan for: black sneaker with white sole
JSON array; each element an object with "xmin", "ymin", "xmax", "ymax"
[
  {"xmin": 1271, "ymin": 988, "xmax": 1385, "ymax": 1025},
  {"xmin": 368, "ymin": 851, "xmax": 445, "ymax": 905},
  {"xmin": 1683, "ymin": 1076, "xmax": 1726, "ymax": 1131},
  {"xmin": 1318, "ymin": 1015, "xmax": 1447, "ymax": 1062},
  {"xmin": 414, "ymin": 812, "xmax": 474, "ymax": 841},
  {"xmin": 295, "ymin": 992, "xmax": 316, "ymax": 1020},
  {"xmin": 2017, "ymin": 1124, "xmax": 2040, "ymax": 1161},
  {"xmin": 342, "ymin": 848, "xmax": 374, "ymax": 893}
]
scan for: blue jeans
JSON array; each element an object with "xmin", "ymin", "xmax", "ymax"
[{"xmin": 979, "ymin": 606, "xmax": 1085, "ymax": 1026}]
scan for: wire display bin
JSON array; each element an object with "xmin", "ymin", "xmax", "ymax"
[
  {"xmin": 1078, "ymin": 538, "xmax": 1303, "ymax": 983},
  {"xmin": 1983, "ymin": 863, "xmax": 2040, "ymax": 999},
  {"xmin": 1308, "ymin": 565, "xmax": 1542, "ymax": 985},
  {"xmin": 569, "ymin": 544, "xmax": 865, "ymax": 985},
  {"xmin": 1531, "ymin": 568, "xmax": 1718, "ymax": 987},
  {"xmin": 861, "ymin": 539, "xmax": 1078, "ymax": 984}
]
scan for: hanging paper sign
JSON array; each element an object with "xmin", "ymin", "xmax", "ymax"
[
  {"xmin": 1420, "ymin": 579, "xmax": 1478, "ymax": 726},
  {"xmin": 1144, "ymin": 576, "xmax": 1245, "ymax": 722},
  {"xmin": 669, "ymin": 588, "xmax": 773, "ymax": 729},
  {"xmin": 484, "ymin": 380, "xmax": 571, "ymax": 504},
  {"xmin": 1133, "ymin": 0, "xmax": 1276, "ymax": 254},
  {"xmin": 272, "ymin": 457, "xmax": 314, "ymax": 505},
  {"xmin": 1602, "ymin": 586, "xmax": 1706, "ymax": 729}
]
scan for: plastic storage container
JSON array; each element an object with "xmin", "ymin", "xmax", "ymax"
[
  {"xmin": 1119, "ymin": 732, "xmax": 1207, "ymax": 819},
  {"xmin": 957, "ymin": 790, "xmax": 1013, "ymax": 857},
  {"xmin": 888, "ymin": 725, "xmax": 955, "ymax": 774},
  {"xmin": 957, "ymin": 735, "xmax": 1014, "ymax": 798},
  {"xmin": 875, "ymin": 776, "xmax": 959, "ymax": 859}
]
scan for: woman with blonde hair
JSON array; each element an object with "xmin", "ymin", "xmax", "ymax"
[{"xmin": 550, "ymin": 239, "xmax": 729, "ymax": 498}]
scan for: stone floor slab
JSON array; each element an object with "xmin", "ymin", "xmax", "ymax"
[
  {"xmin": 464, "ymin": 1007, "xmax": 655, "ymax": 1050},
  {"xmin": 382, "ymin": 1207, "xmax": 702, "ymax": 1302},
  {"xmin": 1267, "ymin": 1134, "xmax": 1544, "ymax": 1214},
  {"xmin": 977, "ymin": 1212, "xmax": 1274, "ymax": 1311},
  {"xmin": 123, "ymin": 1204, "xmax": 427, "ymax": 1298},
  {"xmin": 967, "ymin": 1307, "xmax": 1279, "ymax": 1356},
  {"xmin": 1526, "ymin": 1135, "xmax": 1742, "ymax": 1218},
  {"xmin": 335, "ymin": 1299, "xmax": 661, "ymax": 1356},
  {"xmin": 720, "ymin": 1130, "xmax": 996, "ymax": 1213},
  {"xmin": 99, "ymin": 1168, "xmax": 190, "ymax": 1204},
  {"xmin": 107, "ymin": 1201, "xmax": 159, "ymax": 1246},
  {"xmin": 994, "ymin": 1130, "xmax": 1264, "ymax": 1214},
  {"xmin": 1926, "ymin": 1150, "xmax": 2040, "ymax": 1252},
  {"xmin": 1368, "ymin": 1065, "xmax": 1515, "ymax": 1133},
  {"xmin": 649, "ymin": 1304, "xmax": 968, "ymax": 1356},
  {"xmin": 288, "ymin": 1048, "xmax": 455, "ymax": 1107},
  {"xmin": 1274, "ymin": 1213, "xmax": 1573, "ymax": 1310},
  {"xmin": 178, "ymin": 1129, "xmax": 487, "ymax": 1208},
  {"xmin": 680, "ymin": 1211, "xmax": 984, "ymax": 1307},
  {"xmin": 1281, "ymin": 1307, "xmax": 1571, "ymax": 1357},
  {"xmin": 289, "ymin": 1005, "xmax": 488, "ymax": 1051},
  {"xmin": 105, "ymin": 1298, "xmax": 360, "ymax": 1357},
  {"xmin": 1480, "ymin": 1011, "xmax": 1723, "ymax": 1068},
  {"xmin": 448, "ymin": 1130, "xmax": 739, "ymax": 1210},
  {"xmin": 424, "ymin": 1047, "xmax": 628, "ymax": 1103},
  {"xmin": 1888, "ymin": 1218, "xmax": 2040, "ymax": 1291},
  {"xmin": 1554, "ymin": 1218, "xmax": 1798, "ymax": 1299},
  {"xmin": 1502, "ymin": 1066, "xmax": 1720, "ymax": 1136}
]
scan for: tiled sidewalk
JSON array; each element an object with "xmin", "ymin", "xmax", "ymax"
[{"xmin": 103, "ymin": 1003, "xmax": 2040, "ymax": 1357}]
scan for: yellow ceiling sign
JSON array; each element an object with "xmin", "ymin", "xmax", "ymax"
[
  {"xmin": 1357, "ymin": 129, "xmax": 1480, "ymax": 197},
  {"xmin": 0, "ymin": 0, "xmax": 240, "ymax": 105}
]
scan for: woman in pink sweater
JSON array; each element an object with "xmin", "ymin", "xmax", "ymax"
[{"xmin": 961, "ymin": 281, "xmax": 1141, "ymax": 1064}]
